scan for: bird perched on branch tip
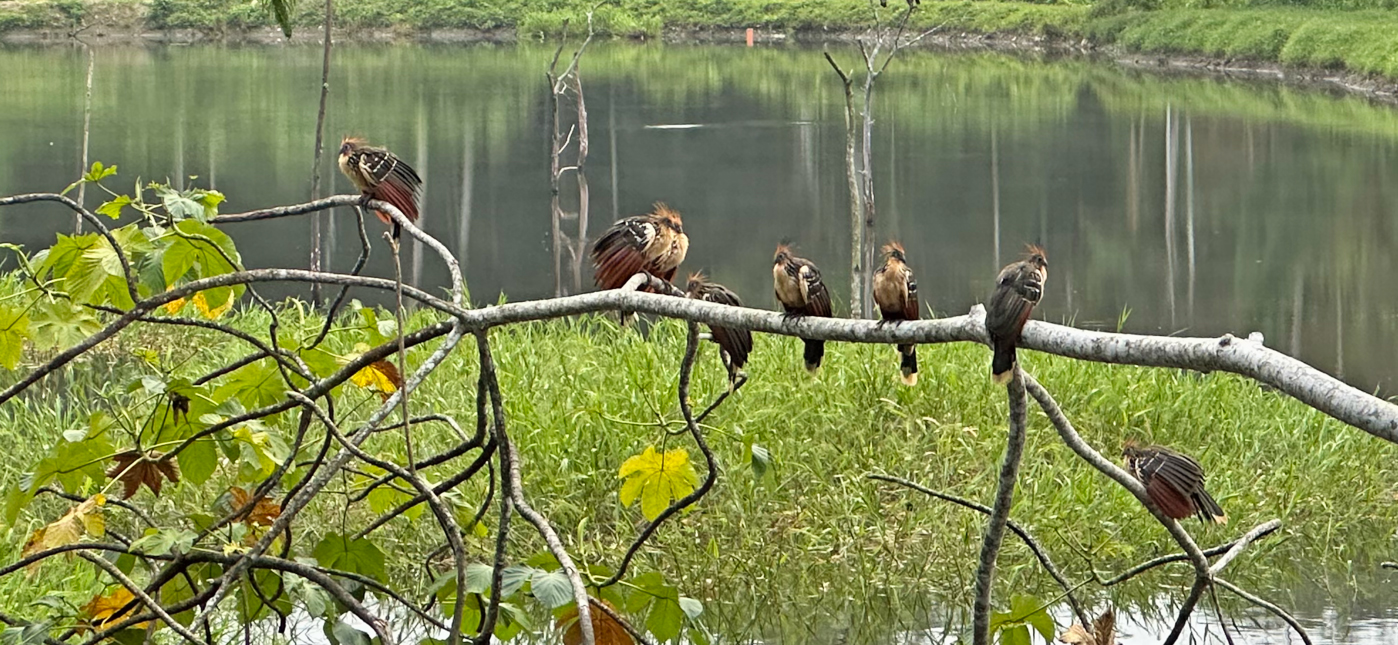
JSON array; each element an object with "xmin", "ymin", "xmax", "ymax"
[
  {"xmin": 337, "ymin": 137, "xmax": 422, "ymax": 241},
  {"xmin": 773, "ymin": 244, "xmax": 831, "ymax": 373},
  {"xmin": 873, "ymin": 242, "xmax": 920, "ymax": 386},
  {"xmin": 1123, "ymin": 441, "xmax": 1227, "ymax": 524},
  {"xmin": 686, "ymin": 273, "xmax": 752, "ymax": 390},
  {"xmin": 986, "ymin": 244, "xmax": 1047, "ymax": 384}
]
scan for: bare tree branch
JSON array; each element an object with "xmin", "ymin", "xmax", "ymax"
[{"xmin": 972, "ymin": 368, "xmax": 1029, "ymax": 645}]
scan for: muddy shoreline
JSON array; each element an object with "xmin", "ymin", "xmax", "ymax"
[{"xmin": 5, "ymin": 23, "xmax": 1397, "ymax": 104}]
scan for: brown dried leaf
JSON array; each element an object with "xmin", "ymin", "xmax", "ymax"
[
  {"xmin": 106, "ymin": 450, "xmax": 181, "ymax": 499},
  {"xmin": 1059, "ymin": 609, "xmax": 1116, "ymax": 645},
  {"xmin": 559, "ymin": 599, "xmax": 633, "ymax": 645},
  {"xmin": 1057, "ymin": 624, "xmax": 1095, "ymax": 645},
  {"xmin": 229, "ymin": 486, "xmax": 282, "ymax": 527},
  {"xmin": 21, "ymin": 494, "xmax": 106, "ymax": 565},
  {"xmin": 81, "ymin": 587, "xmax": 153, "ymax": 631}
]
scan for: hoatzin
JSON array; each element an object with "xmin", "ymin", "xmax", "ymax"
[
  {"xmin": 986, "ymin": 244, "xmax": 1047, "ymax": 384},
  {"xmin": 686, "ymin": 273, "xmax": 752, "ymax": 389},
  {"xmin": 337, "ymin": 137, "xmax": 423, "ymax": 240},
  {"xmin": 1123, "ymin": 441, "xmax": 1227, "ymax": 524},
  {"xmin": 590, "ymin": 203, "xmax": 689, "ymax": 325},
  {"xmin": 772, "ymin": 244, "xmax": 832, "ymax": 373},
  {"xmin": 591, "ymin": 203, "xmax": 689, "ymax": 289},
  {"xmin": 872, "ymin": 242, "xmax": 920, "ymax": 386}
]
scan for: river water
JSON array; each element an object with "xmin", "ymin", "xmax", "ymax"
[{"xmin": 2, "ymin": 42, "xmax": 1397, "ymax": 642}]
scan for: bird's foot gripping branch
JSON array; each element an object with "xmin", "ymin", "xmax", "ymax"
[{"xmin": 2, "ymin": 164, "xmax": 1395, "ymax": 644}]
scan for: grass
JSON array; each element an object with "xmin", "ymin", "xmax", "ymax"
[{"xmin": 0, "ymin": 297, "xmax": 1395, "ymax": 636}]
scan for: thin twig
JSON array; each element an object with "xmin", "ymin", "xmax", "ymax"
[{"xmin": 868, "ymin": 474, "xmax": 1091, "ymax": 628}]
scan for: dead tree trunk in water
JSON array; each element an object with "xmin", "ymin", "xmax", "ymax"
[
  {"xmin": 307, "ymin": 0, "xmax": 334, "ymax": 304},
  {"xmin": 824, "ymin": 6, "xmax": 939, "ymax": 317},
  {"xmin": 548, "ymin": 18, "xmax": 596, "ymax": 297},
  {"xmin": 75, "ymin": 44, "xmax": 94, "ymax": 234}
]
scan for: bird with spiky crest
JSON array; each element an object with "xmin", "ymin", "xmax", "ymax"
[
  {"xmin": 772, "ymin": 244, "xmax": 831, "ymax": 373},
  {"xmin": 590, "ymin": 203, "xmax": 689, "ymax": 325},
  {"xmin": 1123, "ymin": 441, "xmax": 1227, "ymax": 524},
  {"xmin": 337, "ymin": 137, "xmax": 423, "ymax": 240},
  {"xmin": 873, "ymin": 241, "xmax": 920, "ymax": 386},
  {"xmin": 686, "ymin": 272, "xmax": 752, "ymax": 390},
  {"xmin": 986, "ymin": 244, "xmax": 1047, "ymax": 384}
]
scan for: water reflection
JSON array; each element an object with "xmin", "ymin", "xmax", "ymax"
[{"xmin": 4, "ymin": 44, "xmax": 1394, "ymax": 392}]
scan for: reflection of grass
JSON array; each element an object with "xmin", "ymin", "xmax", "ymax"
[{"xmin": 1, "ymin": 298, "xmax": 1395, "ymax": 631}]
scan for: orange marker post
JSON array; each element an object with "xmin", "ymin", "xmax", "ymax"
[{"xmin": 746, "ymin": 28, "xmax": 754, "ymax": 47}]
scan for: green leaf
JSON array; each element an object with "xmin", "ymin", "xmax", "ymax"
[
  {"xmin": 156, "ymin": 185, "xmax": 206, "ymax": 222},
  {"xmin": 618, "ymin": 446, "xmax": 699, "ymax": 521},
  {"xmin": 231, "ymin": 423, "xmax": 289, "ymax": 482},
  {"xmin": 1009, "ymin": 594, "xmax": 1054, "ymax": 642},
  {"xmin": 1001, "ymin": 624, "xmax": 1030, "ymax": 645},
  {"xmin": 4, "ymin": 485, "xmax": 33, "ymax": 526},
  {"xmin": 646, "ymin": 588, "xmax": 684, "ymax": 642},
  {"xmin": 178, "ymin": 440, "xmax": 218, "ymax": 487},
  {"xmin": 214, "ymin": 359, "xmax": 287, "ymax": 409},
  {"xmin": 96, "ymin": 195, "xmax": 132, "ymax": 219},
  {"xmin": 129, "ymin": 527, "xmax": 197, "ymax": 556},
  {"xmin": 83, "ymin": 161, "xmax": 117, "ymax": 183},
  {"xmin": 0, "ymin": 304, "xmax": 31, "ymax": 370},
  {"xmin": 678, "ymin": 596, "xmax": 703, "ymax": 620},
  {"xmin": 330, "ymin": 620, "xmax": 371, "ymax": 645},
  {"xmin": 466, "ymin": 562, "xmax": 494, "ymax": 594},
  {"xmin": 50, "ymin": 429, "xmax": 114, "ymax": 493},
  {"xmin": 234, "ymin": 569, "xmax": 290, "ymax": 622},
  {"xmin": 750, "ymin": 443, "xmax": 771, "ymax": 480},
  {"xmin": 1, "ymin": 620, "xmax": 55, "ymax": 645},
  {"xmin": 29, "ymin": 298, "xmax": 102, "ymax": 352},
  {"xmin": 529, "ymin": 569, "xmax": 572, "ymax": 610},
  {"xmin": 499, "ymin": 564, "xmax": 533, "ymax": 598},
  {"xmin": 313, "ymin": 533, "xmax": 387, "ymax": 583}
]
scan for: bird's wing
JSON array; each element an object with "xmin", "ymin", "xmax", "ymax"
[
  {"xmin": 591, "ymin": 218, "xmax": 658, "ymax": 290},
  {"xmin": 903, "ymin": 271, "xmax": 920, "ymax": 321}
]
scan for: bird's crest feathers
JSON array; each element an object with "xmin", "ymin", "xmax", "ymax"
[
  {"xmin": 881, "ymin": 241, "xmax": 907, "ymax": 262},
  {"xmin": 651, "ymin": 202, "xmax": 683, "ymax": 225},
  {"xmin": 1023, "ymin": 243, "xmax": 1048, "ymax": 267}
]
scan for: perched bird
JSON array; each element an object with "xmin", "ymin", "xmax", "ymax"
[
  {"xmin": 772, "ymin": 244, "xmax": 832, "ymax": 373},
  {"xmin": 590, "ymin": 203, "xmax": 689, "ymax": 290},
  {"xmin": 1123, "ymin": 441, "xmax": 1227, "ymax": 524},
  {"xmin": 872, "ymin": 242, "xmax": 920, "ymax": 386},
  {"xmin": 986, "ymin": 244, "xmax": 1048, "ymax": 384},
  {"xmin": 337, "ymin": 137, "xmax": 423, "ymax": 240},
  {"xmin": 686, "ymin": 273, "xmax": 752, "ymax": 390}
]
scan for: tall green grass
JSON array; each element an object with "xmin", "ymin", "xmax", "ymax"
[{"xmin": 0, "ymin": 300, "xmax": 1394, "ymax": 632}]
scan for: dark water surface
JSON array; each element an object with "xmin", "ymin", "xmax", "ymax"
[{"xmin": 3, "ymin": 43, "xmax": 1398, "ymax": 641}]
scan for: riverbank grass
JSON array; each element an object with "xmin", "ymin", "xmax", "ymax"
[{"xmin": 0, "ymin": 301, "xmax": 1394, "ymax": 628}]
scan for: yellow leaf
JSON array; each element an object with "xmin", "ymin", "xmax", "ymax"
[
  {"xmin": 192, "ymin": 290, "xmax": 234, "ymax": 320},
  {"xmin": 616, "ymin": 446, "xmax": 698, "ymax": 520},
  {"xmin": 162, "ymin": 297, "xmax": 188, "ymax": 315},
  {"xmin": 82, "ymin": 587, "xmax": 154, "ymax": 631},
  {"xmin": 350, "ymin": 360, "xmax": 401, "ymax": 400},
  {"xmin": 21, "ymin": 494, "xmax": 106, "ymax": 566}
]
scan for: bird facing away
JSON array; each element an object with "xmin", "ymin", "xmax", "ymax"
[
  {"xmin": 1123, "ymin": 441, "xmax": 1227, "ymax": 524},
  {"xmin": 337, "ymin": 137, "xmax": 423, "ymax": 240},
  {"xmin": 872, "ymin": 242, "xmax": 920, "ymax": 386},
  {"xmin": 590, "ymin": 203, "xmax": 689, "ymax": 291},
  {"xmin": 985, "ymin": 244, "xmax": 1048, "ymax": 384},
  {"xmin": 686, "ymin": 273, "xmax": 753, "ymax": 390},
  {"xmin": 772, "ymin": 244, "xmax": 832, "ymax": 373}
]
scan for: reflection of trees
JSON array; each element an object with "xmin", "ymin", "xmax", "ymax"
[{"xmin": 6, "ymin": 46, "xmax": 1398, "ymax": 387}]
